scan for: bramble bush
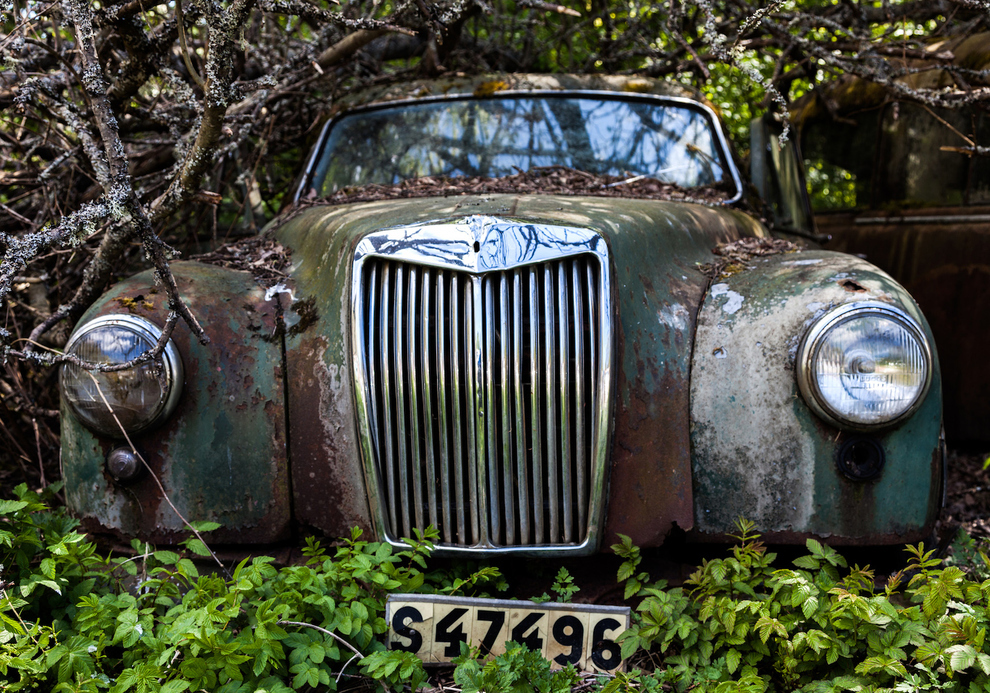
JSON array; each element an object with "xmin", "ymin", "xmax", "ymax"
[
  {"xmin": 614, "ymin": 520, "xmax": 990, "ymax": 692},
  {"xmin": 3, "ymin": 488, "xmax": 990, "ymax": 693}
]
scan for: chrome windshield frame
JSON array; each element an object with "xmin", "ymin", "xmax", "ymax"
[{"xmin": 294, "ymin": 90, "xmax": 744, "ymax": 205}]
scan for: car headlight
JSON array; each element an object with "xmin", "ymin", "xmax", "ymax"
[
  {"xmin": 60, "ymin": 314, "xmax": 183, "ymax": 438},
  {"xmin": 797, "ymin": 301, "xmax": 932, "ymax": 429}
]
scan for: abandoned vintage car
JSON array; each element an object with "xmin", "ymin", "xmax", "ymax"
[{"xmin": 59, "ymin": 75, "xmax": 944, "ymax": 554}]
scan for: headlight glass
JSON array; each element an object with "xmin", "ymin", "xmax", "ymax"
[
  {"xmin": 60, "ymin": 315, "xmax": 183, "ymax": 438},
  {"xmin": 798, "ymin": 302, "xmax": 931, "ymax": 428}
]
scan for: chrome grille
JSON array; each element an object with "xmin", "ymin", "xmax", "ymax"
[{"xmin": 359, "ymin": 256, "xmax": 603, "ymax": 549}]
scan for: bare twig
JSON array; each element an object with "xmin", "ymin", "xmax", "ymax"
[
  {"xmin": 317, "ymin": 28, "xmax": 390, "ymax": 69},
  {"xmin": 941, "ymin": 144, "xmax": 990, "ymax": 156},
  {"xmin": 174, "ymin": 0, "xmax": 206, "ymax": 89},
  {"xmin": 515, "ymin": 0, "xmax": 580, "ymax": 17},
  {"xmin": 32, "ymin": 418, "xmax": 46, "ymax": 487}
]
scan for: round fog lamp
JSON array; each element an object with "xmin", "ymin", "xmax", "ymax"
[
  {"xmin": 797, "ymin": 302, "xmax": 931, "ymax": 429},
  {"xmin": 837, "ymin": 438, "xmax": 885, "ymax": 480},
  {"xmin": 60, "ymin": 314, "xmax": 183, "ymax": 438},
  {"xmin": 107, "ymin": 446, "xmax": 142, "ymax": 481}
]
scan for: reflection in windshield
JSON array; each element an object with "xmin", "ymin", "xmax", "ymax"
[{"xmin": 311, "ymin": 96, "xmax": 727, "ymax": 195}]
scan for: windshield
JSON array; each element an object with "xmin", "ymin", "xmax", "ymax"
[{"xmin": 307, "ymin": 95, "xmax": 731, "ymax": 196}]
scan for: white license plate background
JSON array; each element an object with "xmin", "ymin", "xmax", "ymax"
[{"xmin": 386, "ymin": 594, "xmax": 630, "ymax": 673}]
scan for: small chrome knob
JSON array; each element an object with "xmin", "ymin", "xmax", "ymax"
[{"xmin": 107, "ymin": 447, "xmax": 142, "ymax": 481}]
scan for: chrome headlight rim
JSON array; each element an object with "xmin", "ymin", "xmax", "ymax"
[
  {"xmin": 62, "ymin": 314, "xmax": 184, "ymax": 437},
  {"xmin": 796, "ymin": 301, "xmax": 933, "ymax": 431}
]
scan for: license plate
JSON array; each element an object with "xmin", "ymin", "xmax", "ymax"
[{"xmin": 386, "ymin": 594, "xmax": 630, "ymax": 673}]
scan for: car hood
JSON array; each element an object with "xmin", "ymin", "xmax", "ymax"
[
  {"xmin": 275, "ymin": 193, "xmax": 768, "ymax": 547},
  {"xmin": 277, "ymin": 193, "xmax": 766, "ymax": 293}
]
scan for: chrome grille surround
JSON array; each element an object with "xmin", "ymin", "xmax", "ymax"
[{"xmin": 351, "ymin": 215, "xmax": 614, "ymax": 556}]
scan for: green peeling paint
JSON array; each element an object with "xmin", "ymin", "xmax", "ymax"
[
  {"xmin": 690, "ymin": 251, "xmax": 942, "ymax": 540},
  {"xmin": 62, "ymin": 263, "xmax": 289, "ymax": 542}
]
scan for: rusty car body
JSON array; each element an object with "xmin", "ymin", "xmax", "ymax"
[{"xmin": 59, "ymin": 74, "xmax": 944, "ymax": 553}]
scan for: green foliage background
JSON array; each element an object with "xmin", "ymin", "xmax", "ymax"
[{"xmin": 4, "ymin": 490, "xmax": 990, "ymax": 693}]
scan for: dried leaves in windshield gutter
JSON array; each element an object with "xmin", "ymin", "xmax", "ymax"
[{"xmin": 305, "ymin": 166, "xmax": 736, "ymax": 207}]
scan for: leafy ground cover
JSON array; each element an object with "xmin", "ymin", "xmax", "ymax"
[{"xmin": 4, "ymin": 485, "xmax": 990, "ymax": 693}]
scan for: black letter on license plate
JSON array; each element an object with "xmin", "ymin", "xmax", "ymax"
[{"xmin": 391, "ymin": 606, "xmax": 424, "ymax": 653}]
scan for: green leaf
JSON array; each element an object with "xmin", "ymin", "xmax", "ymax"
[
  {"xmin": 154, "ymin": 550, "xmax": 180, "ymax": 565},
  {"xmin": 161, "ymin": 680, "xmax": 191, "ymax": 693},
  {"xmin": 335, "ymin": 609, "xmax": 353, "ymax": 635},
  {"xmin": 375, "ymin": 542, "xmax": 392, "ymax": 561},
  {"xmin": 755, "ymin": 616, "xmax": 785, "ymax": 643},
  {"xmin": 725, "ymin": 648, "xmax": 741, "ymax": 674},
  {"xmin": 307, "ymin": 641, "xmax": 325, "ymax": 664},
  {"xmin": 0, "ymin": 500, "xmax": 29, "ymax": 514},
  {"xmin": 39, "ymin": 557, "xmax": 56, "ymax": 579},
  {"xmin": 949, "ymin": 644, "xmax": 977, "ymax": 672},
  {"xmin": 351, "ymin": 601, "xmax": 369, "ymax": 622},
  {"xmin": 181, "ymin": 658, "xmax": 208, "ymax": 679},
  {"xmin": 832, "ymin": 675, "xmax": 869, "ymax": 690},
  {"xmin": 185, "ymin": 538, "xmax": 212, "ymax": 557},
  {"xmin": 620, "ymin": 635, "xmax": 640, "ymax": 661},
  {"xmin": 177, "ymin": 558, "xmax": 199, "ymax": 578},
  {"xmin": 793, "ymin": 555, "xmax": 819, "ymax": 570}
]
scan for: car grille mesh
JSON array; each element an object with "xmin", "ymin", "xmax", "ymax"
[{"xmin": 359, "ymin": 257, "xmax": 602, "ymax": 548}]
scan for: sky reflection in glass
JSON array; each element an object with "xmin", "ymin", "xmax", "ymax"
[{"xmin": 314, "ymin": 96, "xmax": 726, "ymax": 194}]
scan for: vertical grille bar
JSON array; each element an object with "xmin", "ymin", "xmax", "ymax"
[
  {"xmin": 499, "ymin": 273, "xmax": 516, "ymax": 545},
  {"xmin": 394, "ymin": 265, "xmax": 411, "ymax": 536},
  {"xmin": 450, "ymin": 275, "xmax": 469, "ymax": 543},
  {"xmin": 512, "ymin": 269, "xmax": 530, "ymax": 545},
  {"xmin": 421, "ymin": 269, "xmax": 439, "ymax": 533},
  {"xmin": 407, "ymin": 267, "xmax": 425, "ymax": 530},
  {"xmin": 436, "ymin": 272, "xmax": 454, "ymax": 543},
  {"xmin": 544, "ymin": 264, "xmax": 559, "ymax": 542},
  {"xmin": 483, "ymin": 277, "xmax": 501, "ymax": 542},
  {"xmin": 529, "ymin": 267, "xmax": 545, "ymax": 544},
  {"xmin": 586, "ymin": 262, "xmax": 598, "ymax": 458},
  {"xmin": 558, "ymin": 262, "xmax": 573, "ymax": 543},
  {"xmin": 573, "ymin": 260, "xmax": 587, "ymax": 531},
  {"xmin": 472, "ymin": 278, "xmax": 491, "ymax": 541},
  {"xmin": 378, "ymin": 263, "xmax": 400, "ymax": 536},
  {"xmin": 365, "ymin": 262, "xmax": 380, "ymax": 472}
]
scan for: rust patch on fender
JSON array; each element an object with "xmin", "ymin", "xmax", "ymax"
[
  {"xmin": 286, "ymin": 333, "xmax": 373, "ymax": 536},
  {"xmin": 602, "ymin": 314, "xmax": 694, "ymax": 549}
]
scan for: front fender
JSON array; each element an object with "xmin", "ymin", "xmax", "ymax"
[
  {"xmin": 61, "ymin": 262, "xmax": 290, "ymax": 544},
  {"xmin": 689, "ymin": 251, "xmax": 942, "ymax": 543}
]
